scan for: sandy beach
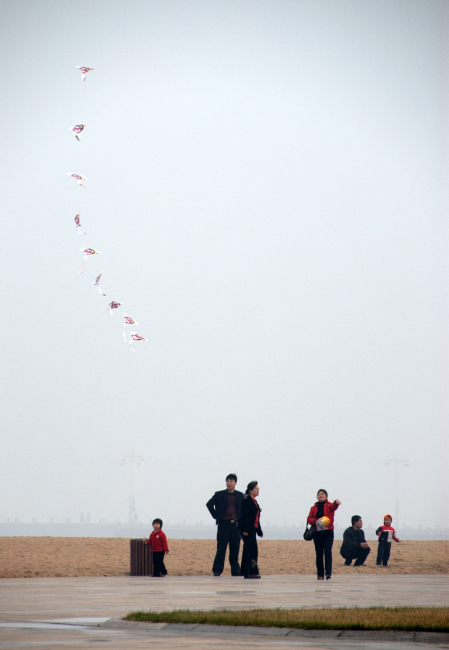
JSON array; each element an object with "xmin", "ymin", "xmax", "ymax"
[{"xmin": 0, "ymin": 538, "xmax": 447, "ymax": 579}]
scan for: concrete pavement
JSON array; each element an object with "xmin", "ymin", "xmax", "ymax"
[{"xmin": 0, "ymin": 574, "xmax": 448, "ymax": 649}]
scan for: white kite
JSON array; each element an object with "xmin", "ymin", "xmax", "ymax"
[
  {"xmin": 124, "ymin": 314, "xmax": 139, "ymax": 326},
  {"xmin": 79, "ymin": 248, "xmax": 99, "ymax": 273},
  {"xmin": 93, "ymin": 273, "xmax": 106, "ymax": 296},
  {"xmin": 108, "ymin": 300, "xmax": 123, "ymax": 315},
  {"xmin": 123, "ymin": 314, "xmax": 139, "ymax": 343},
  {"xmin": 130, "ymin": 333, "xmax": 146, "ymax": 343},
  {"xmin": 128, "ymin": 331, "xmax": 146, "ymax": 351},
  {"xmin": 81, "ymin": 247, "xmax": 99, "ymax": 259},
  {"xmin": 76, "ymin": 66, "xmax": 94, "ymax": 81},
  {"xmin": 71, "ymin": 124, "xmax": 86, "ymax": 140},
  {"xmin": 74, "ymin": 213, "xmax": 85, "ymax": 236},
  {"xmin": 68, "ymin": 172, "xmax": 87, "ymax": 187}
]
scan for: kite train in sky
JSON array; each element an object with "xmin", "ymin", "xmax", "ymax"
[{"xmin": 67, "ymin": 66, "xmax": 147, "ymax": 349}]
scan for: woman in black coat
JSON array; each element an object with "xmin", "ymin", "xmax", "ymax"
[{"xmin": 239, "ymin": 480, "xmax": 263, "ymax": 579}]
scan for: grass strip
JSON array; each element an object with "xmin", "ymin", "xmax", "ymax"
[{"xmin": 125, "ymin": 606, "xmax": 449, "ymax": 632}]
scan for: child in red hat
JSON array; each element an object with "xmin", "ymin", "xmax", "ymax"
[{"xmin": 375, "ymin": 514, "xmax": 401, "ymax": 566}]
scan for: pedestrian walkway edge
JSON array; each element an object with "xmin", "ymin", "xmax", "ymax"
[{"xmin": 100, "ymin": 619, "xmax": 449, "ymax": 644}]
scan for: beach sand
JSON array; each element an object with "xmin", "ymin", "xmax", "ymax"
[{"xmin": 0, "ymin": 538, "xmax": 447, "ymax": 578}]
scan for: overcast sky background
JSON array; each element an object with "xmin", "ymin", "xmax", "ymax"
[{"xmin": 1, "ymin": 0, "xmax": 447, "ymax": 532}]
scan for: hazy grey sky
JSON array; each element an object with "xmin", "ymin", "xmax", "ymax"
[{"xmin": 1, "ymin": 0, "xmax": 447, "ymax": 532}]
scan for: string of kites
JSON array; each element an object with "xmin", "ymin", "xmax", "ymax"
[{"xmin": 68, "ymin": 66, "xmax": 146, "ymax": 350}]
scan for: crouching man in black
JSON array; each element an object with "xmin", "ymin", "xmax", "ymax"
[
  {"xmin": 206, "ymin": 474, "xmax": 244, "ymax": 576},
  {"xmin": 340, "ymin": 515, "xmax": 371, "ymax": 566}
]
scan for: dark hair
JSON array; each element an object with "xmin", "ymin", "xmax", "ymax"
[
  {"xmin": 317, "ymin": 489, "xmax": 328, "ymax": 497},
  {"xmin": 226, "ymin": 474, "xmax": 237, "ymax": 482},
  {"xmin": 246, "ymin": 480, "xmax": 258, "ymax": 494},
  {"xmin": 152, "ymin": 518, "xmax": 163, "ymax": 527},
  {"xmin": 351, "ymin": 515, "xmax": 361, "ymax": 525}
]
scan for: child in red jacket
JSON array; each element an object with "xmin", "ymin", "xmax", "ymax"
[
  {"xmin": 376, "ymin": 514, "xmax": 401, "ymax": 566},
  {"xmin": 147, "ymin": 518, "xmax": 169, "ymax": 577}
]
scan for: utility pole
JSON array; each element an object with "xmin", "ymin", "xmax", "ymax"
[
  {"xmin": 384, "ymin": 456, "xmax": 410, "ymax": 528},
  {"xmin": 121, "ymin": 451, "xmax": 144, "ymax": 526}
]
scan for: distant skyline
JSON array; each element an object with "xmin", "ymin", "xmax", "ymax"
[
  {"xmin": 1, "ymin": 520, "xmax": 447, "ymax": 543},
  {"xmin": 1, "ymin": 0, "xmax": 447, "ymax": 532}
]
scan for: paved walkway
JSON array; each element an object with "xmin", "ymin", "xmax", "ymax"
[{"xmin": 0, "ymin": 575, "xmax": 447, "ymax": 649}]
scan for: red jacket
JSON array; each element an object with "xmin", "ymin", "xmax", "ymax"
[
  {"xmin": 376, "ymin": 525, "xmax": 401, "ymax": 542},
  {"xmin": 307, "ymin": 500, "xmax": 340, "ymax": 530},
  {"xmin": 148, "ymin": 529, "xmax": 169, "ymax": 552}
]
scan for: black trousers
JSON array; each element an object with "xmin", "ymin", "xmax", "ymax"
[
  {"xmin": 240, "ymin": 529, "xmax": 259, "ymax": 577},
  {"xmin": 152, "ymin": 551, "xmax": 167, "ymax": 576},
  {"xmin": 342, "ymin": 546, "xmax": 371, "ymax": 566},
  {"xmin": 212, "ymin": 520, "xmax": 241, "ymax": 575},
  {"xmin": 376, "ymin": 541, "xmax": 391, "ymax": 566},
  {"xmin": 313, "ymin": 529, "xmax": 334, "ymax": 577}
]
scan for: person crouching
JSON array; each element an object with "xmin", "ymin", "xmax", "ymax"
[{"xmin": 340, "ymin": 515, "xmax": 371, "ymax": 566}]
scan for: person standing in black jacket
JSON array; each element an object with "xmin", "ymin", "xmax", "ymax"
[
  {"xmin": 340, "ymin": 515, "xmax": 371, "ymax": 566},
  {"xmin": 206, "ymin": 474, "xmax": 244, "ymax": 576},
  {"xmin": 240, "ymin": 480, "xmax": 263, "ymax": 579}
]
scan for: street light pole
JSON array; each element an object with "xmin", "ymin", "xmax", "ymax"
[
  {"xmin": 121, "ymin": 451, "xmax": 144, "ymax": 526},
  {"xmin": 384, "ymin": 456, "xmax": 410, "ymax": 528}
]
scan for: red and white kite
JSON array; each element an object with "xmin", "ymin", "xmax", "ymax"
[
  {"xmin": 79, "ymin": 248, "xmax": 99, "ymax": 273},
  {"xmin": 93, "ymin": 273, "xmax": 106, "ymax": 296},
  {"xmin": 108, "ymin": 300, "xmax": 123, "ymax": 314},
  {"xmin": 124, "ymin": 314, "xmax": 139, "ymax": 326},
  {"xmin": 71, "ymin": 124, "xmax": 86, "ymax": 140},
  {"xmin": 130, "ymin": 333, "xmax": 146, "ymax": 343},
  {"xmin": 81, "ymin": 248, "xmax": 99, "ymax": 259},
  {"xmin": 68, "ymin": 172, "xmax": 87, "ymax": 187},
  {"xmin": 74, "ymin": 213, "xmax": 85, "ymax": 236},
  {"xmin": 76, "ymin": 66, "xmax": 94, "ymax": 81}
]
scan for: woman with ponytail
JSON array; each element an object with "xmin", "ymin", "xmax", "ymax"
[{"xmin": 239, "ymin": 480, "xmax": 263, "ymax": 579}]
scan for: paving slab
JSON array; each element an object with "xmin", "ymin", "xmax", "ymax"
[
  {"xmin": 0, "ymin": 574, "xmax": 447, "ymax": 622},
  {"xmin": 0, "ymin": 574, "xmax": 447, "ymax": 649}
]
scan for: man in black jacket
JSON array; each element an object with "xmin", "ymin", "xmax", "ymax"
[
  {"xmin": 340, "ymin": 515, "xmax": 371, "ymax": 566},
  {"xmin": 206, "ymin": 474, "xmax": 244, "ymax": 576}
]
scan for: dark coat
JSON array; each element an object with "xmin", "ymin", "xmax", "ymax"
[
  {"xmin": 239, "ymin": 494, "xmax": 263, "ymax": 537},
  {"xmin": 206, "ymin": 489, "xmax": 244, "ymax": 525},
  {"xmin": 340, "ymin": 526, "xmax": 367, "ymax": 556}
]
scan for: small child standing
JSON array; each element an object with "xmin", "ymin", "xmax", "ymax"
[
  {"xmin": 147, "ymin": 518, "xmax": 169, "ymax": 577},
  {"xmin": 376, "ymin": 514, "xmax": 401, "ymax": 566}
]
